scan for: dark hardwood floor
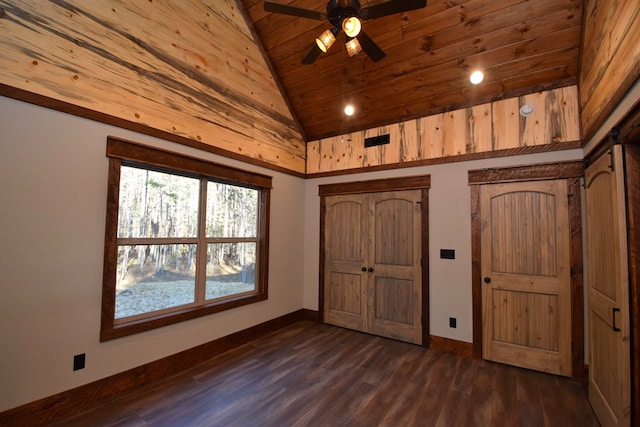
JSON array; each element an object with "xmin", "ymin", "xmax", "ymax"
[{"xmin": 51, "ymin": 321, "xmax": 599, "ymax": 426}]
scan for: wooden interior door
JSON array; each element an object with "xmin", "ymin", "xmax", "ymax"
[
  {"xmin": 585, "ymin": 145, "xmax": 631, "ymax": 427},
  {"xmin": 480, "ymin": 180, "xmax": 572, "ymax": 376},
  {"xmin": 324, "ymin": 190, "xmax": 423, "ymax": 344},
  {"xmin": 324, "ymin": 194, "xmax": 368, "ymax": 332},
  {"xmin": 367, "ymin": 190, "xmax": 422, "ymax": 344}
]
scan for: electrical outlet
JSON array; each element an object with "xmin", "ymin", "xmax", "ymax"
[
  {"xmin": 73, "ymin": 353, "xmax": 85, "ymax": 371},
  {"xmin": 449, "ymin": 317, "xmax": 457, "ymax": 328}
]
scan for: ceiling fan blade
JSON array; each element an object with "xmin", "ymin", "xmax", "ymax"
[
  {"xmin": 301, "ymin": 43, "xmax": 323, "ymax": 64},
  {"xmin": 264, "ymin": 1, "xmax": 327, "ymax": 20},
  {"xmin": 360, "ymin": 0, "xmax": 427, "ymax": 20},
  {"xmin": 357, "ymin": 30, "xmax": 386, "ymax": 62}
]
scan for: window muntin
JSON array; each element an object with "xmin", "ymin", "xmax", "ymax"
[{"xmin": 102, "ymin": 138, "xmax": 271, "ymax": 341}]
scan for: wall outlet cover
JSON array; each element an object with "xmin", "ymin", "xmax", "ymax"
[{"xmin": 73, "ymin": 353, "xmax": 86, "ymax": 371}]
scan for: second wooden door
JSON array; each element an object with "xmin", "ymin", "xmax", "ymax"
[
  {"xmin": 480, "ymin": 179, "xmax": 572, "ymax": 376},
  {"xmin": 324, "ymin": 190, "xmax": 423, "ymax": 344}
]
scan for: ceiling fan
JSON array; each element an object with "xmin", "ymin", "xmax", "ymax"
[{"xmin": 264, "ymin": 0, "xmax": 427, "ymax": 64}]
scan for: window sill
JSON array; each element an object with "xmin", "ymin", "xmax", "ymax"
[{"xmin": 100, "ymin": 292, "xmax": 268, "ymax": 341}]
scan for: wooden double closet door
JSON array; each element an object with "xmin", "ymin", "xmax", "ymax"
[{"xmin": 322, "ymin": 189, "xmax": 423, "ymax": 345}]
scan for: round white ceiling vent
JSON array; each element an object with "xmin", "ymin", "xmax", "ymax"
[{"xmin": 519, "ymin": 104, "xmax": 535, "ymax": 117}]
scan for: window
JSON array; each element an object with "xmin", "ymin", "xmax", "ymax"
[{"xmin": 101, "ymin": 137, "xmax": 271, "ymax": 341}]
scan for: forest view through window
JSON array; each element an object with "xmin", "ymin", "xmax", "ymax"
[
  {"xmin": 115, "ymin": 167, "xmax": 258, "ymax": 319},
  {"xmin": 101, "ymin": 138, "xmax": 271, "ymax": 341}
]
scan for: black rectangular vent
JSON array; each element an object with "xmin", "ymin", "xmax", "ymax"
[{"xmin": 364, "ymin": 134, "xmax": 390, "ymax": 148}]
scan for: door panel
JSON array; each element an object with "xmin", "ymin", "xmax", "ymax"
[
  {"xmin": 373, "ymin": 277, "xmax": 413, "ymax": 325},
  {"xmin": 324, "ymin": 195, "xmax": 368, "ymax": 331},
  {"xmin": 373, "ymin": 197, "xmax": 415, "ymax": 266},
  {"xmin": 327, "ymin": 272, "xmax": 363, "ymax": 315},
  {"xmin": 489, "ymin": 190, "xmax": 558, "ymax": 276},
  {"xmin": 368, "ymin": 191, "xmax": 422, "ymax": 344},
  {"xmin": 585, "ymin": 146, "xmax": 631, "ymax": 427},
  {"xmin": 481, "ymin": 180, "xmax": 571, "ymax": 376},
  {"xmin": 491, "ymin": 290, "xmax": 559, "ymax": 351}
]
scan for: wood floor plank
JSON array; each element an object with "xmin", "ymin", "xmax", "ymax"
[{"xmin": 50, "ymin": 321, "xmax": 598, "ymax": 427}]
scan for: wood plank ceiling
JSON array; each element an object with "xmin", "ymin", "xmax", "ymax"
[{"xmin": 240, "ymin": 0, "xmax": 583, "ymax": 142}]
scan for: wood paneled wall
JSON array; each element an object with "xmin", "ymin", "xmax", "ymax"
[
  {"xmin": 579, "ymin": 0, "xmax": 640, "ymax": 141},
  {"xmin": 0, "ymin": 0, "xmax": 306, "ymax": 174},
  {"xmin": 307, "ymin": 86, "xmax": 580, "ymax": 174}
]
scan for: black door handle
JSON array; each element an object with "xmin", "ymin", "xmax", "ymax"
[
  {"xmin": 484, "ymin": 277, "xmax": 491, "ymax": 284},
  {"xmin": 613, "ymin": 308, "xmax": 621, "ymax": 332},
  {"xmin": 362, "ymin": 267, "xmax": 367, "ymax": 272},
  {"xmin": 368, "ymin": 267, "xmax": 374, "ymax": 272}
]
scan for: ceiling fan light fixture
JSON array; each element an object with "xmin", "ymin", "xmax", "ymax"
[
  {"xmin": 264, "ymin": 0, "xmax": 429, "ymax": 64},
  {"xmin": 316, "ymin": 29, "xmax": 337, "ymax": 53},
  {"xmin": 342, "ymin": 16, "xmax": 362, "ymax": 38},
  {"xmin": 345, "ymin": 38, "xmax": 362, "ymax": 57}
]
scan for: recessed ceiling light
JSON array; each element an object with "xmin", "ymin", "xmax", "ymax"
[
  {"xmin": 344, "ymin": 104, "xmax": 355, "ymax": 116},
  {"xmin": 470, "ymin": 70, "xmax": 484, "ymax": 85}
]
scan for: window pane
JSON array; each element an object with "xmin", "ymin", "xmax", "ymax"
[
  {"xmin": 206, "ymin": 242, "xmax": 256, "ymax": 300},
  {"xmin": 206, "ymin": 182, "xmax": 258, "ymax": 238},
  {"xmin": 115, "ymin": 244, "xmax": 197, "ymax": 319},
  {"xmin": 118, "ymin": 166, "xmax": 200, "ymax": 238}
]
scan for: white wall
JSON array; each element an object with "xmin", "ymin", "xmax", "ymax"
[
  {"xmin": 0, "ymin": 96, "xmax": 306, "ymax": 412},
  {"xmin": 0, "ymin": 93, "xmax": 586, "ymax": 413},
  {"xmin": 303, "ymin": 148, "xmax": 584, "ymax": 343}
]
